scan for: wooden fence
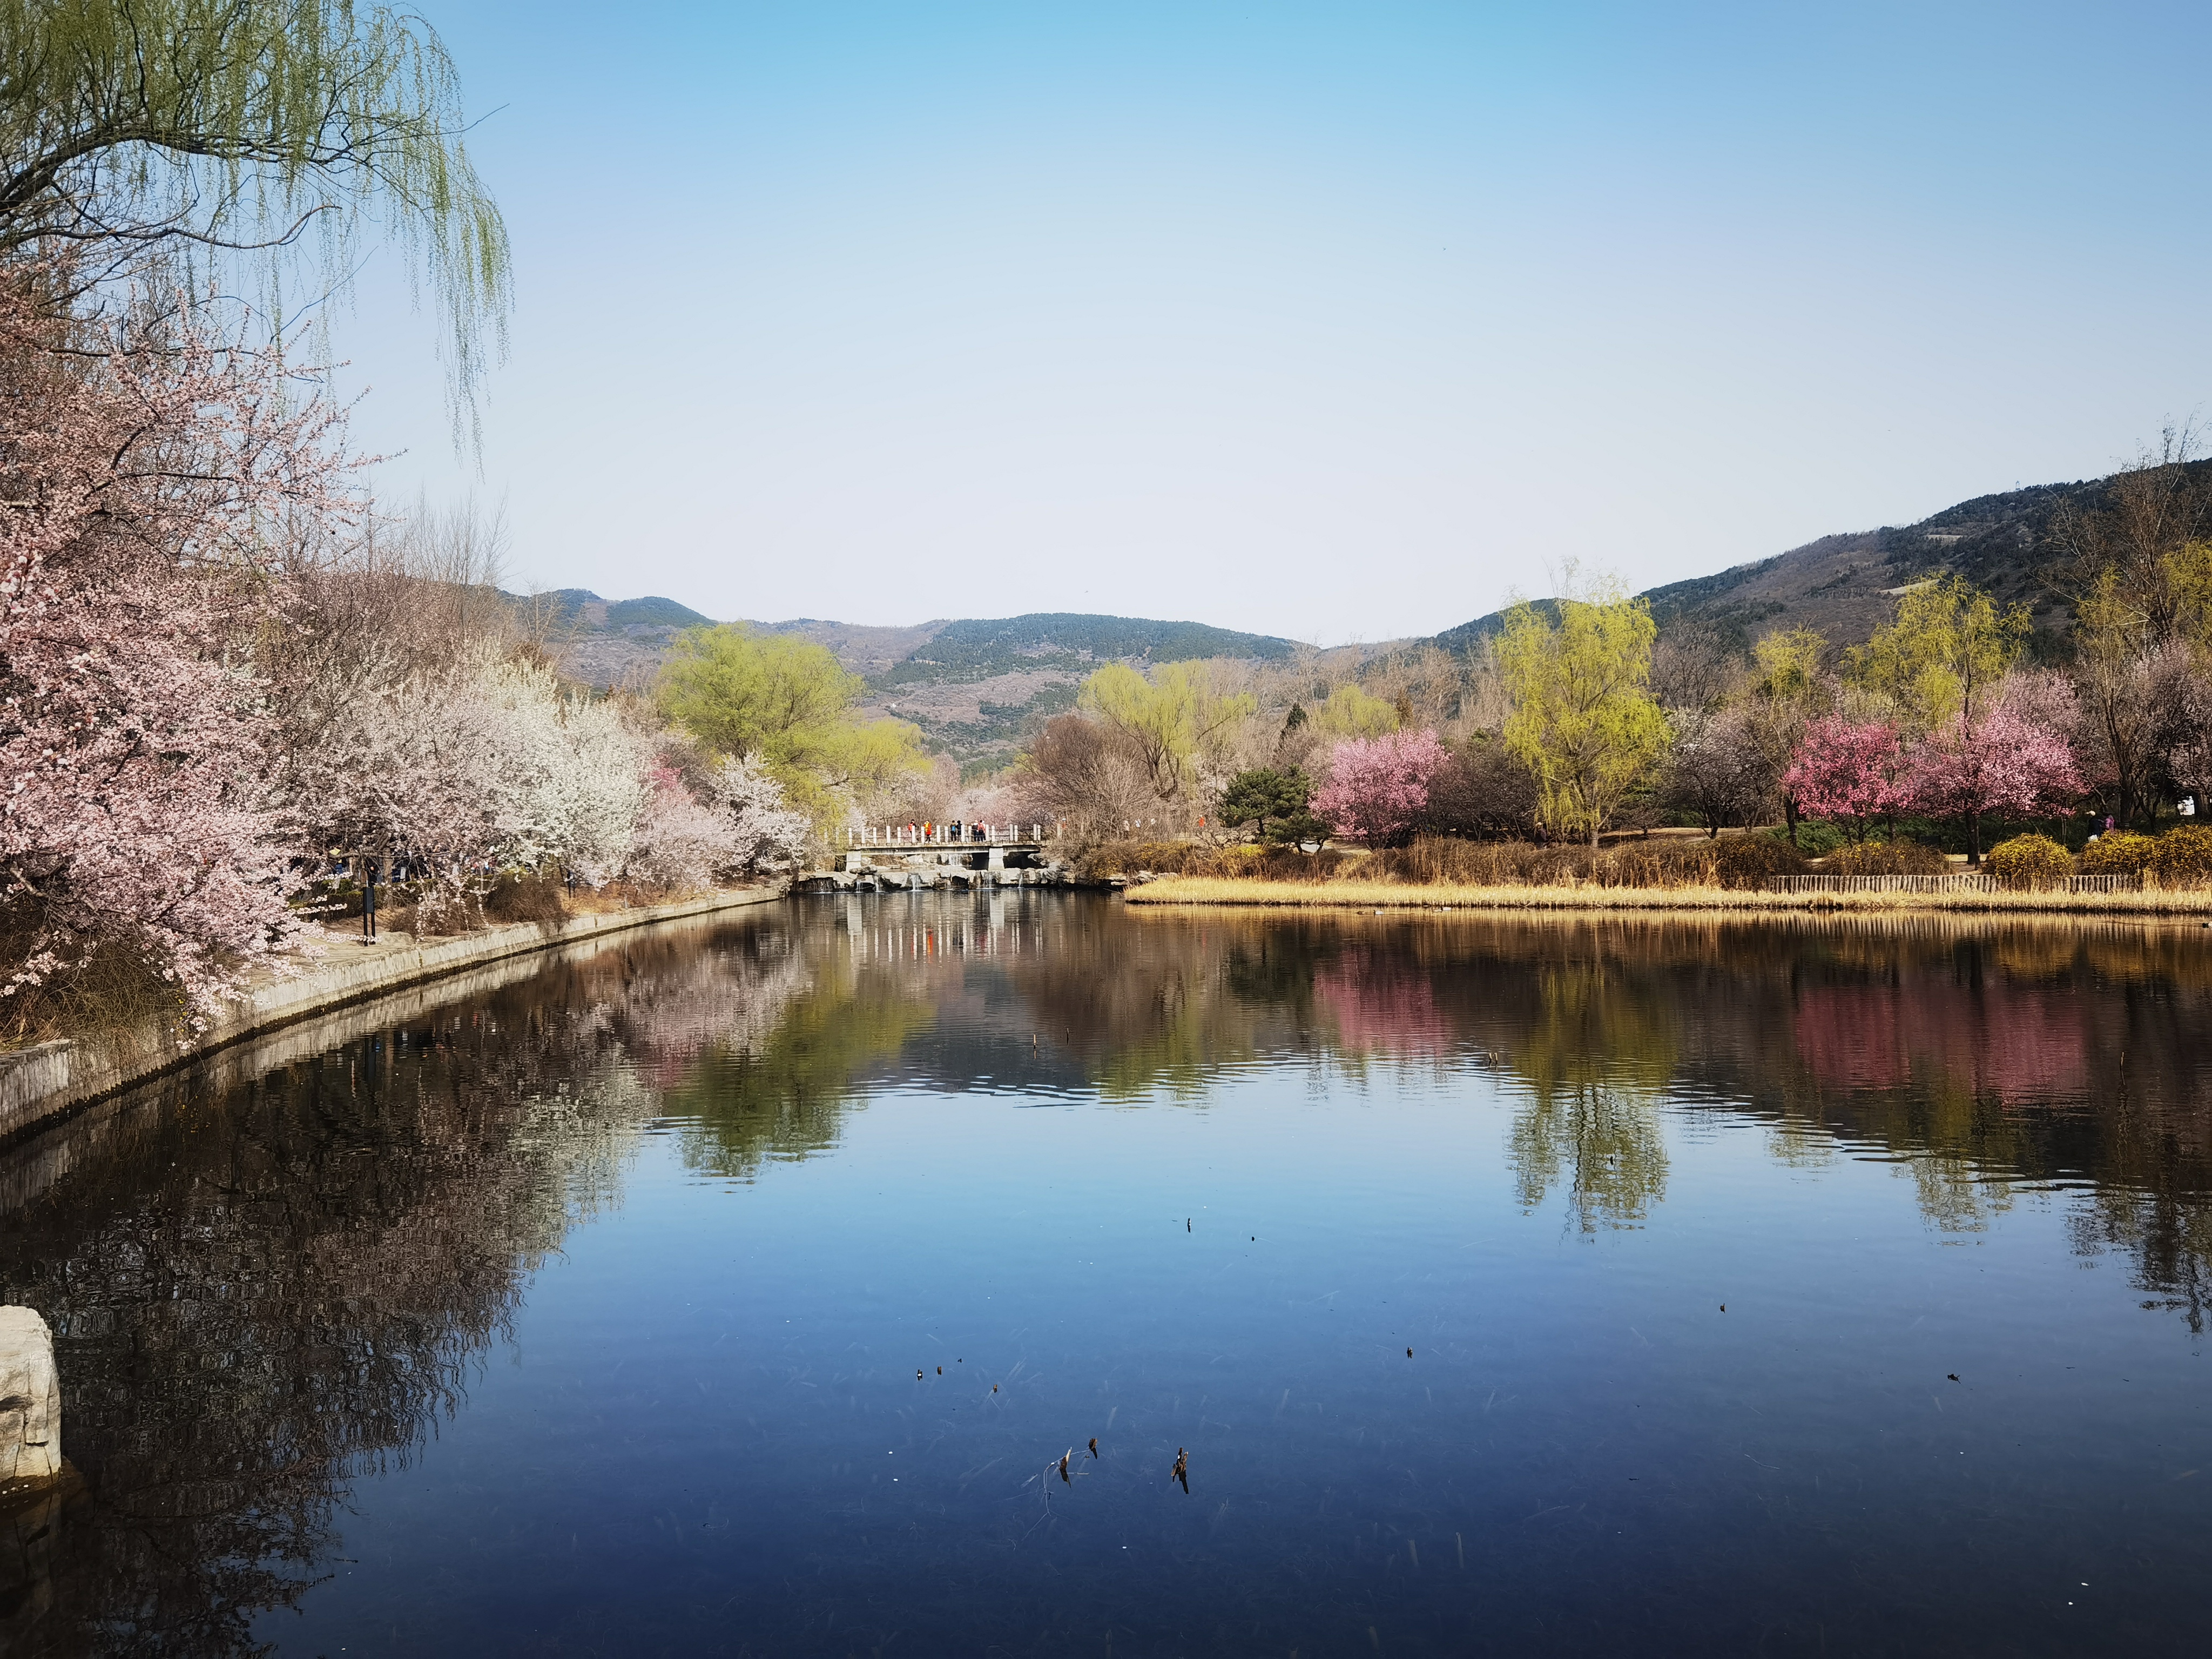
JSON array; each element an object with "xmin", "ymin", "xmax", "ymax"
[
  {"xmin": 1772, "ymin": 873, "xmax": 2147, "ymax": 895},
  {"xmin": 1773, "ymin": 874, "xmax": 1998, "ymax": 894}
]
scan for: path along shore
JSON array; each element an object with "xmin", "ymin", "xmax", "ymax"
[
  {"xmin": 0, "ymin": 886, "xmax": 782, "ymax": 1145},
  {"xmin": 1122, "ymin": 875, "xmax": 2212, "ymax": 916}
]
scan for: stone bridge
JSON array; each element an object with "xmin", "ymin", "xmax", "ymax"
[
  {"xmin": 800, "ymin": 823, "xmax": 1073, "ymax": 892},
  {"xmin": 838, "ymin": 823, "xmax": 1060, "ymax": 855}
]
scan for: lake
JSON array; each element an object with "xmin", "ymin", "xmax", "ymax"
[{"xmin": 3, "ymin": 893, "xmax": 2208, "ymax": 1656}]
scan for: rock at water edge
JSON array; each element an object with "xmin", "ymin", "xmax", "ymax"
[{"xmin": 0, "ymin": 1307, "xmax": 60, "ymax": 1489}]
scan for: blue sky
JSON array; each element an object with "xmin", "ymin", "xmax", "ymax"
[{"xmin": 336, "ymin": 2, "xmax": 2212, "ymax": 642}]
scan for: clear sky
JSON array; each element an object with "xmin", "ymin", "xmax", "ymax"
[{"xmin": 335, "ymin": 1, "xmax": 2212, "ymax": 643}]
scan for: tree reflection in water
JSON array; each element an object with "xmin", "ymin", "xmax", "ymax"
[
  {"xmin": 699, "ymin": 899, "xmax": 2212, "ymax": 1305},
  {"xmin": 5, "ymin": 896, "xmax": 2212, "ymax": 1651},
  {"xmin": 0, "ymin": 918, "xmax": 810, "ymax": 1657}
]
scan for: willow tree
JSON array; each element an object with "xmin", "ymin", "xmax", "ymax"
[
  {"xmin": 1496, "ymin": 572, "xmax": 1669, "ymax": 848},
  {"xmin": 0, "ymin": 0, "xmax": 510, "ymax": 437},
  {"xmin": 1746, "ymin": 626, "xmax": 1830, "ymax": 844},
  {"xmin": 657, "ymin": 624, "xmax": 925, "ymax": 822},
  {"xmin": 1845, "ymin": 574, "xmax": 2026, "ymax": 734},
  {"xmin": 1080, "ymin": 660, "xmax": 1256, "ymax": 802},
  {"xmin": 1308, "ymin": 683, "xmax": 1399, "ymax": 740}
]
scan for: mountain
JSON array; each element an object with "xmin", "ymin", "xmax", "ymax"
[
  {"xmin": 527, "ymin": 589, "xmax": 718, "ymax": 688},
  {"xmin": 1432, "ymin": 466, "xmax": 2212, "ymax": 658},
  {"xmin": 542, "ymin": 461, "xmax": 2194, "ymax": 768},
  {"xmin": 859, "ymin": 613, "xmax": 1297, "ymax": 770},
  {"xmin": 876, "ymin": 613, "xmax": 1295, "ymax": 686},
  {"xmin": 541, "ymin": 598, "xmax": 1300, "ymax": 770},
  {"xmin": 536, "ymin": 588, "xmax": 714, "ymax": 631}
]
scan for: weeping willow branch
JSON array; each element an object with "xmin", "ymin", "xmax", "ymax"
[{"xmin": 0, "ymin": 0, "xmax": 511, "ymax": 446}]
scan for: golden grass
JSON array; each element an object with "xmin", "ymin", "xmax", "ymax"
[{"xmin": 1122, "ymin": 875, "xmax": 2212, "ymax": 916}]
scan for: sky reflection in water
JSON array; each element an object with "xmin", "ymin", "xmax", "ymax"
[{"xmin": 3, "ymin": 893, "xmax": 2209, "ymax": 1656}]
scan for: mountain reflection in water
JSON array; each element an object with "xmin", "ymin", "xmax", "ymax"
[{"xmin": 2, "ymin": 893, "xmax": 2209, "ymax": 1656}]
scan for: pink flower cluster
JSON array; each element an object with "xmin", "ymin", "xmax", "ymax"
[
  {"xmin": 1, "ymin": 268, "xmax": 358, "ymax": 1013},
  {"xmin": 1313, "ymin": 729, "xmax": 1451, "ymax": 843},
  {"xmin": 1785, "ymin": 700, "xmax": 2082, "ymax": 842}
]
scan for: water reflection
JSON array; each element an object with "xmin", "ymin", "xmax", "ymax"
[
  {"xmin": 2, "ymin": 896, "xmax": 2211, "ymax": 1653},
  {"xmin": 0, "ymin": 926, "xmax": 746, "ymax": 1655},
  {"xmin": 676, "ymin": 901, "xmax": 2212, "ymax": 1279}
]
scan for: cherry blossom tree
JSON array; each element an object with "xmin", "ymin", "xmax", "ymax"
[
  {"xmin": 479, "ymin": 655, "xmax": 653, "ymax": 883},
  {"xmin": 1, "ymin": 261, "xmax": 356, "ymax": 1024},
  {"xmin": 1904, "ymin": 699, "xmax": 2082, "ymax": 863},
  {"xmin": 284, "ymin": 642, "xmax": 519, "ymax": 905},
  {"xmin": 710, "ymin": 757, "xmax": 813, "ymax": 873},
  {"xmin": 1782, "ymin": 717, "xmax": 1907, "ymax": 843},
  {"xmin": 292, "ymin": 645, "xmax": 754, "ymax": 902},
  {"xmin": 1312, "ymin": 730, "xmax": 1450, "ymax": 844},
  {"xmin": 624, "ymin": 765, "xmax": 745, "ymax": 891}
]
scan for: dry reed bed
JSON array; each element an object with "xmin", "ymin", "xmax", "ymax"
[{"xmin": 1122, "ymin": 876, "xmax": 2212, "ymax": 916}]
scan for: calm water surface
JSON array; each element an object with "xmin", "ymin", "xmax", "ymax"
[{"xmin": 4, "ymin": 894, "xmax": 2210, "ymax": 1656}]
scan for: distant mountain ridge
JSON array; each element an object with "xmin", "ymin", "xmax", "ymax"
[
  {"xmin": 1431, "ymin": 465, "xmax": 2212, "ymax": 658},
  {"xmin": 876, "ymin": 613, "xmax": 1294, "ymax": 687},
  {"xmin": 541, "ymin": 460, "xmax": 2197, "ymax": 765},
  {"xmin": 536, "ymin": 588, "xmax": 714, "ymax": 632},
  {"xmin": 537, "ymin": 598, "xmax": 1301, "ymax": 768}
]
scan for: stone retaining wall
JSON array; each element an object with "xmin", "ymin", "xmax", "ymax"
[{"xmin": 0, "ymin": 887, "xmax": 782, "ymax": 1144}]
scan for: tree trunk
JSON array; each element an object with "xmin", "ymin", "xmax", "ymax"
[
  {"xmin": 1967, "ymin": 812, "xmax": 1982, "ymax": 865},
  {"xmin": 1783, "ymin": 796, "xmax": 1800, "ymax": 847}
]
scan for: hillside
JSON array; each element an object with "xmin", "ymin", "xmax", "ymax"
[
  {"xmin": 542, "ymin": 461, "xmax": 2195, "ymax": 768},
  {"xmin": 543, "ymin": 601, "xmax": 1300, "ymax": 768},
  {"xmin": 1432, "ymin": 466, "xmax": 2212, "ymax": 658}
]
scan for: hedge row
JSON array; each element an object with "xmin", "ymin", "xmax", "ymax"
[{"xmin": 1988, "ymin": 825, "xmax": 2212, "ymax": 888}]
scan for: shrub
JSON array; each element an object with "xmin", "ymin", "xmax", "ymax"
[
  {"xmin": 1362, "ymin": 834, "xmax": 1805, "ymax": 890},
  {"xmin": 1985, "ymin": 833, "xmax": 2073, "ymax": 890},
  {"xmin": 2079, "ymin": 831, "xmax": 2157, "ymax": 876},
  {"xmin": 1710, "ymin": 836, "xmax": 1811, "ymax": 889},
  {"xmin": 1370, "ymin": 837, "xmax": 1596, "ymax": 887},
  {"xmin": 1073, "ymin": 840, "xmax": 1350, "ymax": 882},
  {"xmin": 2152, "ymin": 825, "xmax": 2212, "ymax": 887},
  {"xmin": 1771, "ymin": 821, "xmax": 1845, "ymax": 855},
  {"xmin": 482, "ymin": 873, "xmax": 568, "ymax": 922},
  {"xmin": 1826, "ymin": 839, "xmax": 1950, "ymax": 875}
]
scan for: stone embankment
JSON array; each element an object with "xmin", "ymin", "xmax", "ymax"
[{"xmin": 0, "ymin": 886, "xmax": 781, "ymax": 1145}]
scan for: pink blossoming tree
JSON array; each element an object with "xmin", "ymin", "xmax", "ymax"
[
  {"xmin": 1904, "ymin": 701, "xmax": 2081, "ymax": 863},
  {"xmin": 1312, "ymin": 729, "xmax": 1451, "ymax": 844},
  {"xmin": 1783, "ymin": 718, "xmax": 1907, "ymax": 843},
  {"xmin": 1, "ymin": 263, "xmax": 356, "ymax": 1026}
]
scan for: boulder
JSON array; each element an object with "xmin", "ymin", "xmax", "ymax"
[{"xmin": 0, "ymin": 1307, "xmax": 60, "ymax": 1492}]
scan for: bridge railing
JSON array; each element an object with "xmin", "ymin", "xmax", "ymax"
[{"xmin": 841, "ymin": 822, "xmax": 1063, "ymax": 848}]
